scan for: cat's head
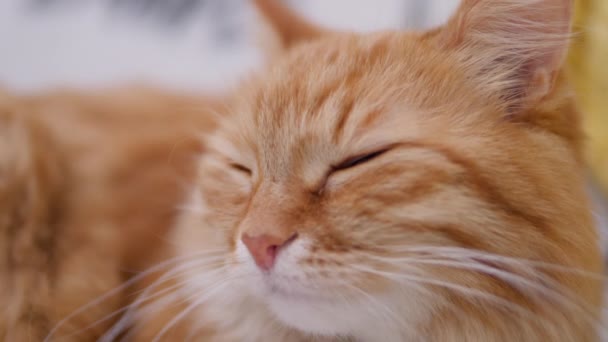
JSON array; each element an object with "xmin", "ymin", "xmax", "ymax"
[{"xmin": 174, "ymin": 0, "xmax": 603, "ymax": 339}]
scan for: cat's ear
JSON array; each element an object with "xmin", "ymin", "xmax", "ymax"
[
  {"xmin": 432, "ymin": 0, "xmax": 573, "ymax": 112},
  {"xmin": 253, "ymin": 0, "xmax": 327, "ymax": 51}
]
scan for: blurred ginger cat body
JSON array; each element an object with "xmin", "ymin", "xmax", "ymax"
[
  {"xmin": 0, "ymin": 88, "xmax": 219, "ymax": 340},
  {"xmin": 1, "ymin": 0, "xmax": 604, "ymax": 341}
]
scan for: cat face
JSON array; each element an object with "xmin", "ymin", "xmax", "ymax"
[{"xmin": 173, "ymin": 0, "xmax": 603, "ymax": 339}]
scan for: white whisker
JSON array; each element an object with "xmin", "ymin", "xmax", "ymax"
[
  {"xmin": 150, "ymin": 271, "xmax": 248, "ymax": 342},
  {"xmin": 98, "ymin": 258, "xmax": 235, "ymax": 342},
  {"xmin": 346, "ymin": 263, "xmax": 539, "ymax": 321},
  {"xmin": 399, "ymin": 258, "xmax": 603, "ymax": 330},
  {"xmin": 43, "ymin": 250, "xmax": 226, "ymax": 342}
]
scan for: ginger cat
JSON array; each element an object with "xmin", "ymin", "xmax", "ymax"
[{"xmin": 2, "ymin": 0, "xmax": 605, "ymax": 341}]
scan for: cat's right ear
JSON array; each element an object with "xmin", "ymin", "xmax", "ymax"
[
  {"xmin": 428, "ymin": 0, "xmax": 573, "ymax": 114},
  {"xmin": 253, "ymin": 0, "xmax": 327, "ymax": 52}
]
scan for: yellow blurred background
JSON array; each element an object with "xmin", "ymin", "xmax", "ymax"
[{"xmin": 570, "ymin": 0, "xmax": 608, "ymax": 196}]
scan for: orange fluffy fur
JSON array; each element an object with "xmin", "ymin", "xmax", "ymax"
[
  {"xmin": 0, "ymin": 88, "xmax": 218, "ymax": 340},
  {"xmin": 1, "ymin": 0, "xmax": 604, "ymax": 341}
]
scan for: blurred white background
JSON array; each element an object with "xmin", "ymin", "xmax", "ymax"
[{"xmin": 0, "ymin": 0, "xmax": 459, "ymax": 93}]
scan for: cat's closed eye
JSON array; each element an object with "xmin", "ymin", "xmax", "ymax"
[
  {"xmin": 230, "ymin": 162, "xmax": 252, "ymax": 176},
  {"xmin": 332, "ymin": 148, "xmax": 389, "ymax": 172}
]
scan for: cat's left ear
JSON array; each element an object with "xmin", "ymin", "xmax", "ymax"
[
  {"xmin": 431, "ymin": 0, "xmax": 573, "ymax": 112},
  {"xmin": 253, "ymin": 0, "xmax": 328, "ymax": 51}
]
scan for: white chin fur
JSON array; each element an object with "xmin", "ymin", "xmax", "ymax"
[
  {"xmin": 235, "ymin": 238, "xmax": 363, "ymax": 336},
  {"xmin": 234, "ymin": 237, "xmax": 417, "ymax": 340},
  {"xmin": 267, "ymin": 294, "xmax": 366, "ymax": 336}
]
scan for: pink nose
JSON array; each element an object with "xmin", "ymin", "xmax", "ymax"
[{"xmin": 241, "ymin": 233, "xmax": 297, "ymax": 271}]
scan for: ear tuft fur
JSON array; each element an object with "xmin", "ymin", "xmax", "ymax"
[{"xmin": 253, "ymin": 0, "xmax": 326, "ymax": 50}]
